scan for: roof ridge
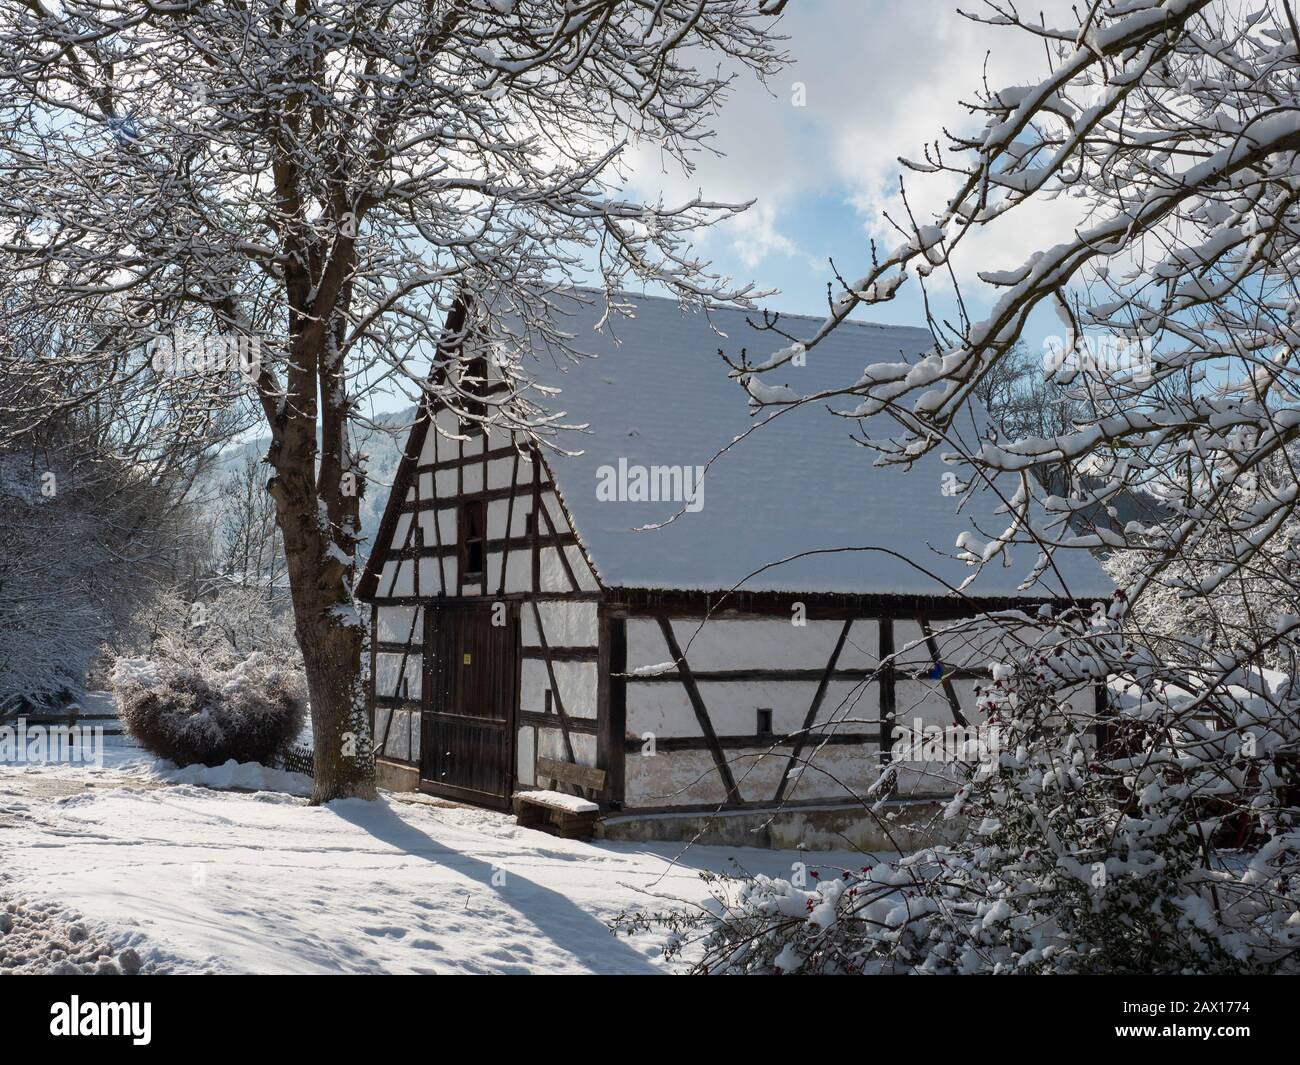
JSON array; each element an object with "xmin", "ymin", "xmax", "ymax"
[{"xmin": 556, "ymin": 285, "xmax": 932, "ymax": 336}]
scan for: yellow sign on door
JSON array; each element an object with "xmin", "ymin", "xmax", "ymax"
[{"xmin": 463, "ymin": 653, "xmax": 472, "ymax": 665}]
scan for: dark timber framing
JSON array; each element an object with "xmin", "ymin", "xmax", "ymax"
[
  {"xmin": 774, "ymin": 618, "xmax": 853, "ymax": 803},
  {"xmin": 528, "ymin": 599, "xmax": 579, "ymax": 767},
  {"xmin": 878, "ymin": 618, "xmax": 897, "ymax": 771},
  {"xmin": 656, "ymin": 616, "xmax": 742, "ymax": 807},
  {"xmin": 357, "ymin": 307, "xmax": 1098, "ymax": 818}
]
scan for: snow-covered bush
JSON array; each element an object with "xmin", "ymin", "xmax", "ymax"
[
  {"xmin": 111, "ymin": 648, "xmax": 306, "ymax": 769},
  {"xmin": 617, "ymin": 608, "xmax": 1300, "ymax": 974},
  {"xmin": 119, "ymin": 583, "xmax": 301, "ymax": 669}
]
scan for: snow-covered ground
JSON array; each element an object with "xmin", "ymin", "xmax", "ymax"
[{"xmin": 1, "ymin": 748, "xmax": 869, "ymax": 974}]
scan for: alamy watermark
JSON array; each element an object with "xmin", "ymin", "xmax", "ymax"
[
  {"xmin": 0, "ymin": 718, "xmax": 104, "ymax": 767},
  {"xmin": 150, "ymin": 329, "xmax": 260, "ymax": 382},
  {"xmin": 595, "ymin": 457, "xmax": 705, "ymax": 513},
  {"xmin": 889, "ymin": 718, "xmax": 1001, "ymax": 763},
  {"xmin": 1042, "ymin": 334, "xmax": 1155, "ymax": 382},
  {"xmin": 50, "ymin": 996, "xmax": 151, "ymax": 1045}
]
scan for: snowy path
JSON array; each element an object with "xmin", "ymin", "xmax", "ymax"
[{"xmin": 1, "ymin": 751, "xmax": 866, "ymax": 974}]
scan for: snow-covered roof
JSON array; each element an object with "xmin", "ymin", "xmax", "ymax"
[{"xmin": 507, "ymin": 290, "xmax": 1112, "ymax": 600}]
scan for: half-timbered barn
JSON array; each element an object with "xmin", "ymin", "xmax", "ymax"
[{"xmin": 357, "ymin": 290, "xmax": 1111, "ymax": 844}]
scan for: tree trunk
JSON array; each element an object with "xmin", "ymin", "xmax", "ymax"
[
  {"xmin": 263, "ymin": 222, "xmax": 370, "ymax": 803},
  {"xmin": 275, "ymin": 498, "xmax": 375, "ymax": 804},
  {"xmin": 268, "ymin": 386, "xmax": 375, "ymax": 804},
  {"xmin": 295, "ymin": 579, "xmax": 373, "ymax": 804}
]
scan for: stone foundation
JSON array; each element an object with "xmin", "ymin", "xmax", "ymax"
[
  {"xmin": 374, "ymin": 757, "xmax": 419, "ymax": 792},
  {"xmin": 375, "ymin": 755, "xmax": 962, "ymax": 853},
  {"xmin": 596, "ymin": 799, "xmax": 961, "ymax": 852}
]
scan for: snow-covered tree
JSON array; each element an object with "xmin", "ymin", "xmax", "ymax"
[
  {"xmin": 0, "ymin": 479, "xmax": 105, "ymax": 715},
  {"xmin": 0, "ymin": 297, "xmax": 240, "ymax": 714},
  {"xmin": 969, "ymin": 341, "xmax": 1087, "ymax": 495},
  {"xmin": 636, "ymin": 0, "xmax": 1300, "ymax": 974},
  {"xmin": 0, "ymin": 421, "xmax": 207, "ymax": 717},
  {"xmin": 216, "ymin": 453, "xmax": 286, "ymax": 597},
  {"xmin": 739, "ymin": 0, "xmax": 1300, "ymax": 587},
  {"xmin": 0, "ymin": 1, "xmax": 787, "ymax": 800}
]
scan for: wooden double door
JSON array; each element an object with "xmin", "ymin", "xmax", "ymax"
[{"xmin": 420, "ymin": 602, "xmax": 518, "ymax": 807}]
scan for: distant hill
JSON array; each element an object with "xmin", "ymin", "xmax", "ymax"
[{"xmin": 201, "ymin": 406, "xmax": 416, "ymax": 558}]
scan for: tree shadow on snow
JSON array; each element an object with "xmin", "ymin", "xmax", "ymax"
[{"xmin": 327, "ymin": 797, "xmax": 660, "ymax": 975}]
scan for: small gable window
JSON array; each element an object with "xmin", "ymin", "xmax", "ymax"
[
  {"xmin": 462, "ymin": 350, "xmax": 489, "ymax": 424},
  {"xmin": 461, "ymin": 500, "xmax": 487, "ymax": 582}
]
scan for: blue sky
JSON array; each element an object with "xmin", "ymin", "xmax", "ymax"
[
  {"xmin": 354, "ymin": 0, "xmax": 1083, "ymax": 420},
  {"xmin": 618, "ymin": 0, "xmax": 1083, "ymax": 359}
]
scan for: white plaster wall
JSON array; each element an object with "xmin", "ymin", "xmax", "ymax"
[
  {"xmin": 892, "ymin": 617, "xmax": 1049, "ymax": 670},
  {"xmin": 536, "ymin": 727, "xmax": 597, "ymax": 768},
  {"xmin": 537, "ymin": 547, "xmax": 569, "ymax": 592},
  {"xmin": 698, "ymin": 618, "xmax": 877, "ymax": 670},
  {"xmin": 893, "ymin": 678, "xmax": 980, "ymax": 732},
  {"xmin": 626, "ymin": 617, "xmax": 877, "ymax": 672},
  {"xmin": 375, "ymin": 707, "xmax": 421, "ymax": 765},
  {"xmin": 516, "ymin": 725, "xmax": 536, "ymax": 786},
  {"xmin": 486, "ymin": 498, "xmax": 511, "ymax": 539},
  {"xmin": 566, "ymin": 547, "xmax": 600, "ymax": 591},
  {"xmin": 625, "ymin": 740, "xmax": 885, "ymax": 809},
  {"xmin": 624, "ymin": 749, "xmax": 728, "ymax": 807},
  {"xmin": 378, "ymin": 559, "xmax": 415, "ymax": 597},
  {"xmin": 626, "ymin": 678, "xmax": 879, "ymax": 739},
  {"xmin": 520, "ymin": 658, "xmax": 598, "ymax": 720},
  {"xmin": 423, "ymin": 508, "xmax": 455, "ymax": 545},
  {"xmin": 521, "ymin": 600, "xmax": 599, "ymax": 647},
  {"xmin": 417, "ymin": 557, "xmax": 448, "ymax": 593},
  {"xmin": 375, "ymin": 652, "xmax": 422, "ymax": 700},
  {"xmin": 501, "ymin": 556, "xmax": 534, "ymax": 594},
  {"xmin": 434, "ymin": 468, "xmax": 457, "ymax": 497},
  {"xmin": 376, "ymin": 605, "xmax": 422, "ymax": 643},
  {"xmin": 487, "ymin": 456, "xmax": 517, "ymax": 490},
  {"xmin": 417, "ymin": 429, "xmax": 438, "ymax": 466}
]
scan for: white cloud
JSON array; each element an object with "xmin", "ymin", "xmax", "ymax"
[
  {"xmin": 726, "ymin": 199, "xmax": 819, "ymax": 271},
  {"xmin": 624, "ymin": 0, "xmax": 1086, "ymax": 297}
]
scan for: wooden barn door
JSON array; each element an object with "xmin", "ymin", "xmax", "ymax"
[{"xmin": 420, "ymin": 602, "xmax": 517, "ymax": 808}]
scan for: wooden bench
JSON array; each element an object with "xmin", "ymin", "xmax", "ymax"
[{"xmin": 513, "ymin": 757, "xmax": 607, "ymax": 839}]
